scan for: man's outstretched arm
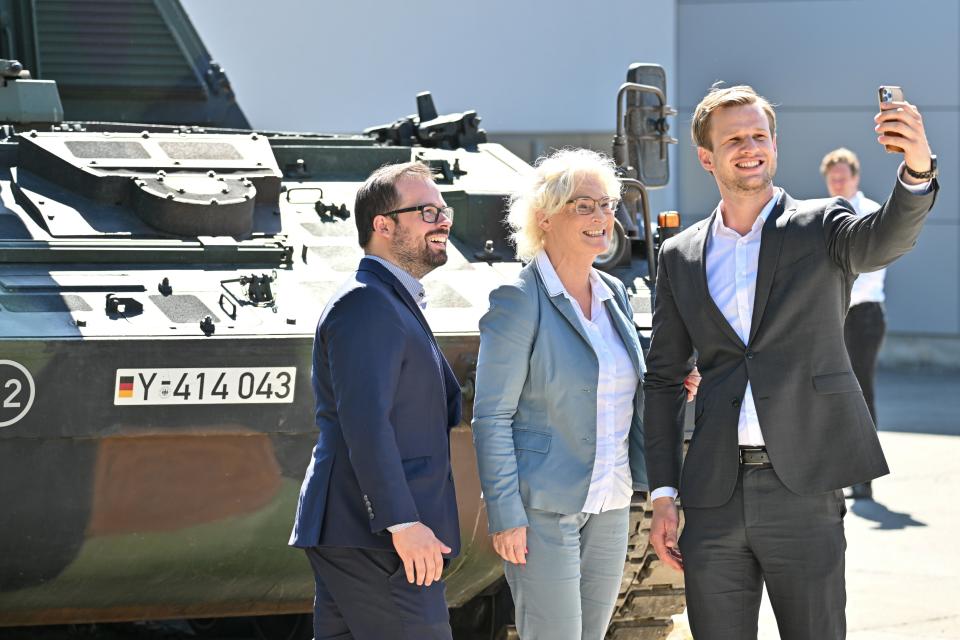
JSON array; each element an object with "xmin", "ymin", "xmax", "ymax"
[{"xmin": 827, "ymin": 99, "xmax": 938, "ymax": 274}]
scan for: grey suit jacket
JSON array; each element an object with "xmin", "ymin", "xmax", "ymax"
[
  {"xmin": 643, "ymin": 180, "xmax": 938, "ymax": 508},
  {"xmin": 472, "ymin": 260, "xmax": 647, "ymax": 534}
]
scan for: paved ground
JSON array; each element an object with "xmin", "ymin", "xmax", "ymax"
[{"xmin": 670, "ymin": 368, "xmax": 960, "ymax": 639}]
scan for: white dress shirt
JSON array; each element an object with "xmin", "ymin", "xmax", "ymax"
[
  {"xmin": 535, "ymin": 251, "xmax": 640, "ymax": 513},
  {"xmin": 706, "ymin": 189, "xmax": 782, "ymax": 447},
  {"xmin": 651, "ymin": 170, "xmax": 931, "ymax": 503},
  {"xmin": 845, "ymin": 191, "xmax": 886, "ymax": 306}
]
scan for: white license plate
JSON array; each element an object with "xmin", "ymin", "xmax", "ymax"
[{"xmin": 114, "ymin": 367, "xmax": 296, "ymax": 405}]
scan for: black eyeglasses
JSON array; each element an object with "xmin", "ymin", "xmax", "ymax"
[
  {"xmin": 381, "ymin": 204, "xmax": 454, "ymax": 224},
  {"xmin": 566, "ymin": 196, "xmax": 620, "ymax": 216}
]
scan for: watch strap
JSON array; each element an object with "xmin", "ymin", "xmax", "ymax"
[{"xmin": 905, "ymin": 154, "xmax": 937, "ymax": 180}]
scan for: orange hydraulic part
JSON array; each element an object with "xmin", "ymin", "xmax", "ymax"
[{"xmin": 658, "ymin": 211, "xmax": 681, "ymax": 228}]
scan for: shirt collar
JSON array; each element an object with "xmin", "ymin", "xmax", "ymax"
[
  {"xmin": 363, "ymin": 255, "xmax": 427, "ymax": 309},
  {"xmin": 712, "ymin": 187, "xmax": 782, "ymax": 239},
  {"xmin": 534, "ymin": 250, "xmax": 614, "ymax": 302},
  {"xmin": 849, "ymin": 191, "xmax": 864, "ymax": 211}
]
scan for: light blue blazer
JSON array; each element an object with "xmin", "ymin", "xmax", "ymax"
[{"xmin": 472, "ymin": 260, "xmax": 648, "ymax": 534}]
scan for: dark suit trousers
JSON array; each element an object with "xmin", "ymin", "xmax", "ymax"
[
  {"xmin": 679, "ymin": 467, "xmax": 847, "ymax": 640},
  {"xmin": 305, "ymin": 547, "xmax": 452, "ymax": 640},
  {"xmin": 844, "ymin": 301, "xmax": 886, "ymax": 424}
]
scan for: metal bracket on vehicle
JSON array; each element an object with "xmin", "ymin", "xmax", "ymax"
[
  {"xmin": 315, "ymin": 201, "xmax": 350, "ymax": 221},
  {"xmin": 415, "ymin": 156, "xmax": 467, "ymax": 185},
  {"xmin": 105, "ymin": 294, "xmax": 143, "ymax": 317},
  {"xmin": 474, "ymin": 239, "xmax": 502, "ymax": 263},
  {"xmin": 218, "ymin": 293, "xmax": 237, "ymax": 320},
  {"xmin": 285, "ymin": 186, "xmax": 324, "ymax": 204},
  {"xmin": 220, "ymin": 271, "xmax": 278, "ymax": 311}
]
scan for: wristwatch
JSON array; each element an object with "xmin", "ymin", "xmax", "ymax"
[{"xmin": 905, "ymin": 154, "xmax": 937, "ymax": 180}]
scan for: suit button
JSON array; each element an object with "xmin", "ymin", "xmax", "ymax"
[
  {"xmin": 369, "ymin": 513, "xmax": 375, "ymax": 520},
  {"xmin": 731, "ymin": 398, "xmax": 741, "ymax": 407},
  {"xmin": 745, "ymin": 349, "xmax": 755, "ymax": 360}
]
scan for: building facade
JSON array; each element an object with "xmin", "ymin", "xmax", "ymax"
[{"xmin": 184, "ymin": 0, "xmax": 959, "ymax": 365}]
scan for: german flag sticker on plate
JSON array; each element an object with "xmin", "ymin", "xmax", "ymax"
[{"xmin": 117, "ymin": 376, "xmax": 135, "ymax": 399}]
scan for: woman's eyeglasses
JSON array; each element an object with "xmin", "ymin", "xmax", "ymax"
[{"xmin": 566, "ymin": 197, "xmax": 620, "ymax": 216}]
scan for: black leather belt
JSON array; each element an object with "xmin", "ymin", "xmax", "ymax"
[{"xmin": 739, "ymin": 446, "xmax": 771, "ymax": 466}]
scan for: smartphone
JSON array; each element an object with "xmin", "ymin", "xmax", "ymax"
[{"xmin": 878, "ymin": 85, "xmax": 905, "ymax": 153}]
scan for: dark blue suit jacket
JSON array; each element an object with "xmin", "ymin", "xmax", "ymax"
[{"xmin": 289, "ymin": 258, "xmax": 462, "ymax": 556}]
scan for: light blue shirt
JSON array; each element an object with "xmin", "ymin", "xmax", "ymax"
[{"xmin": 365, "ymin": 255, "xmax": 427, "ymax": 309}]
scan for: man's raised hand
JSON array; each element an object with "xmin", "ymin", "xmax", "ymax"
[{"xmin": 876, "ymin": 100, "xmax": 933, "ymax": 182}]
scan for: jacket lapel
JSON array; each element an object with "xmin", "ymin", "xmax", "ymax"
[
  {"xmin": 358, "ymin": 258, "xmax": 461, "ymax": 426},
  {"xmin": 748, "ymin": 192, "xmax": 793, "ymax": 344},
  {"xmin": 603, "ymin": 297, "xmax": 644, "ymax": 377},
  {"xmin": 549, "ymin": 294, "xmax": 594, "ymax": 350},
  {"xmin": 690, "ymin": 211, "xmax": 746, "ymax": 348},
  {"xmin": 360, "ymin": 258, "xmax": 437, "ymax": 344},
  {"xmin": 530, "ymin": 261, "xmax": 594, "ymax": 350}
]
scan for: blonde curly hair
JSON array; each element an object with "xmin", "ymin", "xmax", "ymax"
[{"xmin": 507, "ymin": 148, "xmax": 621, "ymax": 261}]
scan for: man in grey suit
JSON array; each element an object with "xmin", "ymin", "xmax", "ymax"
[{"xmin": 643, "ymin": 85, "xmax": 937, "ymax": 639}]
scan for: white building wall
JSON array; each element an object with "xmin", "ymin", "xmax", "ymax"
[
  {"xmin": 181, "ymin": 0, "xmax": 680, "ymax": 214},
  {"xmin": 181, "ymin": 1, "xmax": 676, "ymax": 133},
  {"xmin": 183, "ymin": 0, "xmax": 959, "ymax": 349}
]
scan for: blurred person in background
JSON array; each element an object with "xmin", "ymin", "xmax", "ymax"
[{"xmin": 821, "ymin": 148, "xmax": 884, "ymax": 501}]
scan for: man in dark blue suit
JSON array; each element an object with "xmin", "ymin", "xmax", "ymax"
[{"xmin": 289, "ymin": 162, "xmax": 462, "ymax": 640}]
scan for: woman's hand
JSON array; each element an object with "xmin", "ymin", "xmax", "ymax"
[
  {"xmin": 492, "ymin": 526, "xmax": 528, "ymax": 565},
  {"xmin": 683, "ymin": 366, "xmax": 701, "ymax": 402}
]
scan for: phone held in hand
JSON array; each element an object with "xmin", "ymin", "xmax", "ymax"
[{"xmin": 878, "ymin": 85, "xmax": 905, "ymax": 153}]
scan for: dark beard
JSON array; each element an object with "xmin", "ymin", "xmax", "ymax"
[{"xmin": 392, "ymin": 225, "xmax": 448, "ymax": 279}]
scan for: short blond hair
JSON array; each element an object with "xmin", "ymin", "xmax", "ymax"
[
  {"xmin": 507, "ymin": 148, "xmax": 621, "ymax": 261},
  {"xmin": 691, "ymin": 84, "xmax": 777, "ymax": 150},
  {"xmin": 820, "ymin": 147, "xmax": 860, "ymax": 177}
]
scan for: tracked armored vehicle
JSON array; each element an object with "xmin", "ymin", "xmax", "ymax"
[{"xmin": 0, "ymin": 2, "xmax": 686, "ymax": 639}]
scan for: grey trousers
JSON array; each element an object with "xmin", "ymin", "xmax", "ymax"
[
  {"xmin": 679, "ymin": 467, "xmax": 847, "ymax": 640},
  {"xmin": 504, "ymin": 505, "xmax": 629, "ymax": 640}
]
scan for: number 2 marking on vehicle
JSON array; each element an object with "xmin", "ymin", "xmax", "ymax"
[
  {"xmin": 0, "ymin": 360, "xmax": 36, "ymax": 428},
  {"xmin": 3, "ymin": 379, "xmax": 22, "ymax": 408}
]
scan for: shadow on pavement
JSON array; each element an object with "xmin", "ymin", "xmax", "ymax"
[{"xmin": 849, "ymin": 499, "xmax": 927, "ymax": 530}]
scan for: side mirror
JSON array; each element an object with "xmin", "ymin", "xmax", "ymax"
[{"xmin": 613, "ymin": 63, "xmax": 677, "ymax": 188}]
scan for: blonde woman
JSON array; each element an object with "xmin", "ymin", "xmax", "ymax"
[{"xmin": 472, "ymin": 148, "xmax": 696, "ymax": 639}]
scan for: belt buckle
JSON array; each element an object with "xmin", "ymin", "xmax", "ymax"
[{"xmin": 739, "ymin": 446, "xmax": 765, "ymax": 466}]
